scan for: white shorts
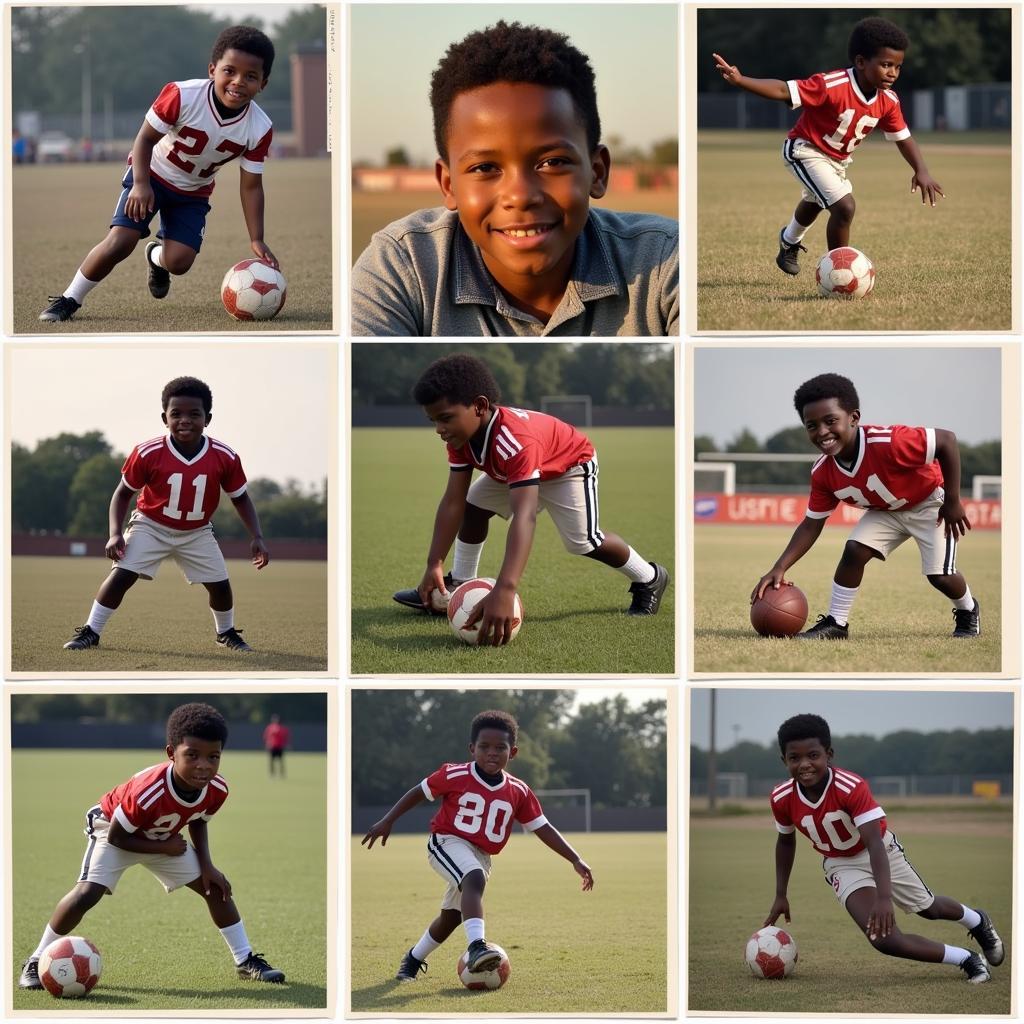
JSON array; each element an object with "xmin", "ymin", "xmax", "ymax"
[
  {"xmin": 466, "ymin": 457, "xmax": 604, "ymax": 555},
  {"xmin": 849, "ymin": 489, "xmax": 958, "ymax": 576},
  {"xmin": 782, "ymin": 137, "xmax": 853, "ymax": 209},
  {"xmin": 78, "ymin": 808, "xmax": 201, "ymax": 894},
  {"xmin": 117, "ymin": 509, "xmax": 228, "ymax": 583},
  {"xmin": 426, "ymin": 833, "xmax": 491, "ymax": 912},
  {"xmin": 823, "ymin": 829, "xmax": 935, "ymax": 913}
]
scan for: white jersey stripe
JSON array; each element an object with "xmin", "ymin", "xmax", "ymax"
[
  {"xmin": 139, "ymin": 786, "xmax": 166, "ymax": 810},
  {"xmin": 498, "ymin": 425, "xmax": 523, "ymax": 452}
]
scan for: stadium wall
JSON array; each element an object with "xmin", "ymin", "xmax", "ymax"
[
  {"xmin": 353, "ymin": 405, "xmax": 673, "ymax": 428},
  {"xmin": 691, "ymin": 774, "xmax": 1013, "ymax": 797},
  {"xmin": 11, "ymin": 533, "xmax": 327, "ymax": 559},
  {"xmin": 351, "ymin": 805, "xmax": 667, "ymax": 833}
]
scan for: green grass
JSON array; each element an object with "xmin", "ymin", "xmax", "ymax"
[
  {"xmin": 688, "ymin": 808, "xmax": 1012, "ymax": 1013},
  {"xmin": 351, "ymin": 427, "xmax": 675, "ymax": 674},
  {"xmin": 697, "ymin": 130, "xmax": 1012, "ymax": 331},
  {"xmin": 693, "ymin": 524, "xmax": 1001, "ymax": 674},
  {"xmin": 12, "ymin": 159, "xmax": 333, "ymax": 333},
  {"xmin": 12, "ymin": 749, "xmax": 328, "ymax": 1010},
  {"xmin": 10, "ymin": 556, "xmax": 329, "ymax": 673},
  {"xmin": 351, "ymin": 832, "xmax": 667, "ymax": 1013}
]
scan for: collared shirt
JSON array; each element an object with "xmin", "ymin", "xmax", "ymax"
[{"xmin": 351, "ymin": 206, "xmax": 678, "ymax": 337}]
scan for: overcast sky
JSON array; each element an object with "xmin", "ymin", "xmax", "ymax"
[
  {"xmin": 693, "ymin": 346, "xmax": 1003, "ymax": 447},
  {"xmin": 188, "ymin": 4, "xmax": 299, "ymax": 30}
]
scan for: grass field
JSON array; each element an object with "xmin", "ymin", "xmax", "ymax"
[
  {"xmin": 10, "ymin": 556, "xmax": 329, "ymax": 674},
  {"xmin": 693, "ymin": 523, "xmax": 1001, "ymax": 674},
  {"xmin": 697, "ymin": 130, "xmax": 1013, "ymax": 331},
  {"xmin": 351, "ymin": 427, "xmax": 675, "ymax": 675},
  {"xmin": 351, "ymin": 831, "xmax": 667, "ymax": 1013},
  {"xmin": 12, "ymin": 159, "xmax": 333, "ymax": 333},
  {"xmin": 688, "ymin": 802, "xmax": 1012, "ymax": 1014},
  {"xmin": 12, "ymin": 749, "xmax": 328, "ymax": 1010}
]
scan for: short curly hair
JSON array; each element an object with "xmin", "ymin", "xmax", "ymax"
[
  {"xmin": 470, "ymin": 709, "xmax": 519, "ymax": 745},
  {"xmin": 777, "ymin": 713, "xmax": 831, "ymax": 753},
  {"xmin": 412, "ymin": 354, "xmax": 501, "ymax": 407},
  {"xmin": 793, "ymin": 373, "xmax": 860, "ymax": 420},
  {"xmin": 166, "ymin": 702, "xmax": 229, "ymax": 748},
  {"xmin": 211, "ymin": 25, "xmax": 275, "ymax": 79},
  {"xmin": 848, "ymin": 17, "xmax": 909, "ymax": 64},
  {"xmin": 162, "ymin": 376, "xmax": 213, "ymax": 415},
  {"xmin": 430, "ymin": 20, "xmax": 601, "ymax": 163}
]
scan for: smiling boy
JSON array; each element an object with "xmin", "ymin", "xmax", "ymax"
[{"xmin": 352, "ymin": 21, "xmax": 678, "ymax": 336}]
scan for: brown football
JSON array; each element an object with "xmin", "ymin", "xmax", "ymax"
[{"xmin": 751, "ymin": 583, "xmax": 809, "ymax": 637}]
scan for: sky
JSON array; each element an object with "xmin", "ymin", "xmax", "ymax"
[
  {"xmin": 187, "ymin": 4, "xmax": 300, "ymax": 30},
  {"xmin": 350, "ymin": 4, "xmax": 678, "ymax": 165},
  {"xmin": 689, "ymin": 688, "xmax": 1014, "ymax": 750},
  {"xmin": 8, "ymin": 345, "xmax": 332, "ymax": 489},
  {"xmin": 693, "ymin": 346, "xmax": 1003, "ymax": 446}
]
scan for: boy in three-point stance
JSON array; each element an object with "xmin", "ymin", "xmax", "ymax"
[
  {"xmin": 19, "ymin": 702, "xmax": 285, "ymax": 989},
  {"xmin": 362, "ymin": 709, "xmax": 594, "ymax": 980},
  {"xmin": 767, "ymin": 713, "xmax": 1002, "ymax": 983}
]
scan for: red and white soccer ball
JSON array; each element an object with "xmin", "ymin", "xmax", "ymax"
[
  {"xmin": 745, "ymin": 926, "xmax": 798, "ymax": 979},
  {"xmin": 816, "ymin": 246, "xmax": 875, "ymax": 299},
  {"xmin": 220, "ymin": 259, "xmax": 287, "ymax": 321},
  {"xmin": 39, "ymin": 935, "xmax": 102, "ymax": 998},
  {"xmin": 456, "ymin": 944, "xmax": 511, "ymax": 990},
  {"xmin": 447, "ymin": 578, "xmax": 524, "ymax": 645}
]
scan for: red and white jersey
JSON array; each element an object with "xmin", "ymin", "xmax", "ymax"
[
  {"xmin": 787, "ymin": 68, "xmax": 910, "ymax": 159},
  {"xmin": 771, "ymin": 766, "xmax": 885, "ymax": 858},
  {"xmin": 141, "ymin": 79, "xmax": 273, "ymax": 197},
  {"xmin": 421, "ymin": 761, "xmax": 548, "ymax": 856},
  {"xmin": 806, "ymin": 424, "xmax": 943, "ymax": 519},
  {"xmin": 99, "ymin": 762, "xmax": 228, "ymax": 840},
  {"xmin": 447, "ymin": 406, "xmax": 595, "ymax": 486},
  {"xmin": 121, "ymin": 434, "xmax": 248, "ymax": 531}
]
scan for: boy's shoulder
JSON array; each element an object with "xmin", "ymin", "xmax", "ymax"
[{"xmin": 587, "ymin": 205, "xmax": 678, "ymax": 243}]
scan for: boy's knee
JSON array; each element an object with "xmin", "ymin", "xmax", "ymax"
[
  {"xmin": 461, "ymin": 868, "xmax": 487, "ymax": 891},
  {"xmin": 841, "ymin": 540, "xmax": 876, "ymax": 566},
  {"xmin": 867, "ymin": 933, "xmax": 901, "ymax": 957},
  {"xmin": 163, "ymin": 250, "xmax": 196, "ymax": 275},
  {"xmin": 67, "ymin": 882, "xmax": 105, "ymax": 911},
  {"xmin": 829, "ymin": 195, "xmax": 856, "ymax": 223},
  {"xmin": 102, "ymin": 230, "xmax": 140, "ymax": 261}
]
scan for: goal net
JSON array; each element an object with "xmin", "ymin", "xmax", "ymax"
[
  {"xmin": 532, "ymin": 788, "xmax": 591, "ymax": 832},
  {"xmin": 541, "ymin": 395, "xmax": 592, "ymax": 428}
]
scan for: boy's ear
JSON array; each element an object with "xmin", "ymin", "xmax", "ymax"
[
  {"xmin": 161, "ymin": 412, "xmax": 168, "ymax": 426},
  {"xmin": 208, "ymin": 62, "xmax": 216, "ymax": 78},
  {"xmin": 508, "ymin": 744, "xmax": 519, "ymax": 760},
  {"xmin": 436, "ymin": 159, "xmax": 458, "ymax": 212},
  {"xmin": 166, "ymin": 744, "xmax": 175, "ymax": 759},
  {"xmin": 589, "ymin": 145, "xmax": 611, "ymax": 200},
  {"xmin": 850, "ymin": 409, "xmax": 861, "ymax": 426}
]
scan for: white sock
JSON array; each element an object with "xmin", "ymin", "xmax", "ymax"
[
  {"xmin": 411, "ymin": 929, "xmax": 442, "ymax": 961},
  {"xmin": 86, "ymin": 600, "xmax": 116, "ymax": 634},
  {"xmin": 31, "ymin": 924, "xmax": 64, "ymax": 960},
  {"xmin": 212, "ymin": 607, "xmax": 234, "ymax": 634},
  {"xmin": 616, "ymin": 548, "xmax": 656, "ymax": 584},
  {"xmin": 952, "ymin": 586, "xmax": 975, "ymax": 612},
  {"xmin": 452, "ymin": 540, "xmax": 484, "ymax": 582},
  {"xmin": 149, "ymin": 243, "xmax": 166, "ymax": 269},
  {"xmin": 942, "ymin": 944, "xmax": 972, "ymax": 966},
  {"xmin": 219, "ymin": 921, "xmax": 251, "ymax": 965},
  {"xmin": 463, "ymin": 917, "xmax": 485, "ymax": 945},
  {"xmin": 828, "ymin": 582, "xmax": 859, "ymax": 626},
  {"xmin": 64, "ymin": 269, "xmax": 100, "ymax": 305},
  {"xmin": 957, "ymin": 906, "xmax": 982, "ymax": 930},
  {"xmin": 782, "ymin": 217, "xmax": 810, "ymax": 245}
]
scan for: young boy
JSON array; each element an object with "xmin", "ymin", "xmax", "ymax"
[
  {"xmin": 19, "ymin": 702, "xmax": 285, "ymax": 989},
  {"xmin": 351, "ymin": 20, "xmax": 678, "ymax": 336},
  {"xmin": 751, "ymin": 372, "xmax": 979, "ymax": 640},
  {"xmin": 62, "ymin": 376, "xmax": 269, "ymax": 653},
  {"xmin": 713, "ymin": 17, "xmax": 943, "ymax": 275},
  {"xmin": 392, "ymin": 354, "xmax": 669, "ymax": 643},
  {"xmin": 361, "ymin": 709, "xmax": 594, "ymax": 980},
  {"xmin": 39, "ymin": 26, "xmax": 279, "ymax": 323},
  {"xmin": 767, "ymin": 713, "xmax": 1002, "ymax": 983}
]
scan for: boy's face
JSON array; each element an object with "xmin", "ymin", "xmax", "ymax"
[
  {"xmin": 436, "ymin": 82, "xmax": 610, "ymax": 299},
  {"xmin": 781, "ymin": 737, "xmax": 832, "ymax": 789},
  {"xmin": 166, "ymin": 735, "xmax": 223, "ymax": 790},
  {"xmin": 470, "ymin": 727, "xmax": 517, "ymax": 774},
  {"xmin": 800, "ymin": 397, "xmax": 860, "ymax": 461},
  {"xmin": 854, "ymin": 47, "xmax": 904, "ymax": 92},
  {"xmin": 424, "ymin": 396, "xmax": 490, "ymax": 448},
  {"xmin": 208, "ymin": 48, "xmax": 268, "ymax": 110},
  {"xmin": 162, "ymin": 395, "xmax": 211, "ymax": 447}
]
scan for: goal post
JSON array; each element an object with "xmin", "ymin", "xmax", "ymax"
[
  {"xmin": 533, "ymin": 788, "xmax": 591, "ymax": 832},
  {"xmin": 693, "ymin": 461, "xmax": 736, "ymax": 496},
  {"xmin": 540, "ymin": 395, "xmax": 592, "ymax": 428},
  {"xmin": 971, "ymin": 475, "xmax": 1002, "ymax": 499}
]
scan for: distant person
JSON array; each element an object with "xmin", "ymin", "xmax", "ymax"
[
  {"xmin": 362, "ymin": 709, "xmax": 594, "ymax": 980},
  {"xmin": 62, "ymin": 376, "xmax": 269, "ymax": 654},
  {"xmin": 12, "ymin": 130, "xmax": 27, "ymax": 164},
  {"xmin": 713, "ymin": 17, "xmax": 943, "ymax": 276},
  {"xmin": 38, "ymin": 26, "xmax": 279, "ymax": 323},
  {"xmin": 18, "ymin": 702, "xmax": 286, "ymax": 989},
  {"xmin": 766, "ymin": 713, "xmax": 1002, "ymax": 983},
  {"xmin": 263, "ymin": 714, "xmax": 291, "ymax": 777},
  {"xmin": 351, "ymin": 20, "xmax": 678, "ymax": 336}
]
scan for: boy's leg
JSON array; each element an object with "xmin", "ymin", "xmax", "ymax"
[
  {"xmin": 203, "ymin": 578, "xmax": 253, "ymax": 652},
  {"xmin": 919, "ymin": 898, "xmax": 1004, "ymax": 965},
  {"xmin": 64, "ymin": 567, "xmax": 140, "ymax": 649},
  {"xmin": 21, "ymin": 881, "xmax": 107, "ymax": 986},
  {"xmin": 776, "ymin": 199, "xmax": 821, "ymax": 275},
  {"xmin": 825, "ymin": 195, "xmax": 856, "ymax": 250},
  {"xmin": 398, "ymin": 908, "xmax": 463, "ymax": 980},
  {"xmin": 453, "ymin": 502, "xmax": 495, "ymax": 580},
  {"xmin": 459, "ymin": 868, "xmax": 503, "ymax": 971}
]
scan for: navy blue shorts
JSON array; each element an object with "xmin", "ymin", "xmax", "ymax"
[{"xmin": 111, "ymin": 168, "xmax": 211, "ymax": 253}]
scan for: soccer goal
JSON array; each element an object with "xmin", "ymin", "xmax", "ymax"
[
  {"xmin": 541, "ymin": 395, "xmax": 592, "ymax": 428},
  {"xmin": 693, "ymin": 461, "xmax": 736, "ymax": 496},
  {"xmin": 971, "ymin": 475, "xmax": 1002, "ymax": 499},
  {"xmin": 533, "ymin": 788, "xmax": 591, "ymax": 832}
]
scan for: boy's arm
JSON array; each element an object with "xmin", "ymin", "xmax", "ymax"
[
  {"xmin": 532, "ymin": 822, "xmax": 594, "ymax": 890},
  {"xmin": 239, "ymin": 168, "xmax": 280, "ymax": 269},
  {"xmin": 105, "ymin": 482, "xmax": 137, "ymax": 561},
  {"xmin": 858, "ymin": 819, "xmax": 895, "ymax": 940},
  {"xmin": 230, "ymin": 491, "xmax": 270, "ymax": 569},
  {"xmin": 751, "ymin": 516, "xmax": 827, "ymax": 601},
  {"xmin": 188, "ymin": 818, "xmax": 232, "ymax": 901},
  {"xmin": 123, "ymin": 121, "xmax": 165, "ymax": 222},
  {"xmin": 933, "ymin": 428, "xmax": 971, "ymax": 538},
  {"xmin": 416, "ymin": 470, "xmax": 473, "ymax": 607},
  {"xmin": 361, "ymin": 784, "xmax": 427, "ymax": 849},
  {"xmin": 894, "ymin": 138, "xmax": 944, "ymax": 207},
  {"xmin": 107, "ymin": 817, "xmax": 188, "ymax": 857},
  {"xmin": 712, "ymin": 53, "xmax": 789, "ymax": 102},
  {"xmin": 763, "ymin": 832, "xmax": 796, "ymax": 926}
]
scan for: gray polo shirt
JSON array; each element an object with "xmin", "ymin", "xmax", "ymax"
[{"xmin": 351, "ymin": 206, "xmax": 678, "ymax": 337}]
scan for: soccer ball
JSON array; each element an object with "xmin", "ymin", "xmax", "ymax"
[
  {"xmin": 447, "ymin": 577, "xmax": 523, "ymax": 645},
  {"xmin": 220, "ymin": 259, "xmax": 287, "ymax": 320},
  {"xmin": 457, "ymin": 945, "xmax": 511, "ymax": 990},
  {"xmin": 745, "ymin": 926, "xmax": 798, "ymax": 979},
  {"xmin": 39, "ymin": 936, "xmax": 102, "ymax": 998},
  {"xmin": 816, "ymin": 246, "xmax": 875, "ymax": 299}
]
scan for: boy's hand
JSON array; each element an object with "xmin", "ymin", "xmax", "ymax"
[
  {"xmin": 417, "ymin": 565, "xmax": 449, "ymax": 610},
  {"xmin": 910, "ymin": 172, "xmax": 944, "ymax": 207},
  {"xmin": 124, "ymin": 184, "xmax": 155, "ymax": 222},
  {"xmin": 573, "ymin": 858, "xmax": 595, "ymax": 891},
  {"xmin": 763, "ymin": 896, "xmax": 791, "ymax": 927},
  {"xmin": 162, "ymin": 834, "xmax": 189, "ymax": 857},
  {"xmin": 465, "ymin": 585, "xmax": 518, "ymax": 646},
  {"xmin": 251, "ymin": 537, "xmax": 270, "ymax": 569},
  {"xmin": 712, "ymin": 52, "xmax": 742, "ymax": 85},
  {"xmin": 200, "ymin": 865, "xmax": 233, "ymax": 900},
  {"xmin": 866, "ymin": 896, "xmax": 895, "ymax": 941},
  {"xmin": 361, "ymin": 818, "xmax": 393, "ymax": 849},
  {"xmin": 937, "ymin": 497, "xmax": 971, "ymax": 539},
  {"xmin": 105, "ymin": 532, "xmax": 126, "ymax": 561},
  {"xmin": 251, "ymin": 240, "xmax": 280, "ymax": 270},
  {"xmin": 751, "ymin": 570, "xmax": 787, "ymax": 603}
]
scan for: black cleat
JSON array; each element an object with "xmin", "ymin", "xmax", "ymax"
[
  {"xmin": 959, "ymin": 951, "xmax": 991, "ymax": 984},
  {"xmin": 216, "ymin": 628, "xmax": 253, "ymax": 652},
  {"xmin": 393, "ymin": 572, "xmax": 456, "ymax": 614},
  {"xmin": 797, "ymin": 614, "xmax": 849, "ymax": 640},
  {"xmin": 968, "ymin": 909, "xmax": 1003, "ymax": 966},
  {"xmin": 465, "ymin": 938, "xmax": 503, "ymax": 973},
  {"xmin": 19, "ymin": 958, "xmax": 42, "ymax": 990},
  {"xmin": 63, "ymin": 624, "xmax": 100, "ymax": 650},
  {"xmin": 145, "ymin": 241, "xmax": 171, "ymax": 298},
  {"xmin": 952, "ymin": 599, "xmax": 981, "ymax": 639},
  {"xmin": 776, "ymin": 229, "xmax": 807, "ymax": 276},
  {"xmin": 39, "ymin": 295, "xmax": 81, "ymax": 322},
  {"xmin": 627, "ymin": 563, "xmax": 670, "ymax": 616},
  {"xmin": 237, "ymin": 951, "xmax": 285, "ymax": 983},
  {"xmin": 395, "ymin": 948, "xmax": 428, "ymax": 982}
]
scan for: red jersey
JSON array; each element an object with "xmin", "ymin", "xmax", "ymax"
[
  {"xmin": 263, "ymin": 722, "xmax": 290, "ymax": 750},
  {"xmin": 787, "ymin": 69, "xmax": 910, "ymax": 159},
  {"xmin": 121, "ymin": 434, "xmax": 248, "ymax": 531},
  {"xmin": 771, "ymin": 766, "xmax": 885, "ymax": 858},
  {"xmin": 99, "ymin": 762, "xmax": 228, "ymax": 840},
  {"xmin": 806, "ymin": 424, "xmax": 943, "ymax": 519},
  {"xmin": 421, "ymin": 761, "xmax": 548, "ymax": 856},
  {"xmin": 446, "ymin": 406, "xmax": 595, "ymax": 486}
]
